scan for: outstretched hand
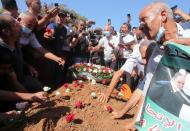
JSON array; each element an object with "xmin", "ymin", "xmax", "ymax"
[
  {"xmin": 30, "ymin": 92, "xmax": 48, "ymax": 102},
  {"xmin": 124, "ymin": 120, "xmax": 136, "ymax": 131},
  {"xmin": 46, "ymin": 7, "xmax": 60, "ymax": 19},
  {"xmin": 98, "ymin": 92, "xmax": 109, "ymax": 103},
  {"xmin": 56, "ymin": 57, "xmax": 65, "ymax": 66},
  {"xmin": 111, "ymin": 110, "xmax": 124, "ymax": 119}
]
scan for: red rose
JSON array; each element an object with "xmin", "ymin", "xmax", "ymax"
[
  {"xmin": 65, "ymin": 113, "xmax": 75, "ymax": 123},
  {"xmin": 63, "ymin": 83, "xmax": 69, "ymax": 88},
  {"xmin": 102, "ymin": 80, "xmax": 106, "ymax": 85},
  {"xmin": 46, "ymin": 28, "xmax": 52, "ymax": 33},
  {"xmin": 75, "ymin": 101, "xmax": 83, "ymax": 109},
  {"xmin": 106, "ymin": 106, "xmax": 113, "ymax": 113},
  {"xmin": 79, "ymin": 84, "xmax": 84, "ymax": 88},
  {"xmin": 73, "ymin": 80, "xmax": 79, "ymax": 84},
  {"xmin": 73, "ymin": 83, "xmax": 79, "ymax": 87}
]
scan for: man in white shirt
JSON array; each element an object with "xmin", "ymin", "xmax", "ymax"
[
  {"xmin": 96, "ymin": 25, "xmax": 118, "ymax": 69},
  {"xmin": 98, "ymin": 34, "xmax": 141, "ymax": 103}
]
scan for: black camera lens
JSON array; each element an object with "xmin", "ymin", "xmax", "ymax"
[
  {"xmin": 54, "ymin": 3, "xmax": 59, "ymax": 7},
  {"xmin": 171, "ymin": 5, "xmax": 177, "ymax": 11}
]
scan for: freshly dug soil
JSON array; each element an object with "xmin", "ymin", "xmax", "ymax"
[{"xmin": 0, "ymin": 82, "xmax": 136, "ymax": 131}]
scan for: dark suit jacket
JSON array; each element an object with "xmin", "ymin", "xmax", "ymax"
[{"xmin": 148, "ymin": 81, "xmax": 190, "ymax": 117}]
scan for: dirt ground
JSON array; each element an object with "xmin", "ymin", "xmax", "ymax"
[{"xmin": 0, "ymin": 82, "xmax": 136, "ymax": 131}]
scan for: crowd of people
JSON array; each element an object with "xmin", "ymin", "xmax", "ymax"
[{"xmin": 0, "ymin": 0, "xmax": 190, "ymax": 130}]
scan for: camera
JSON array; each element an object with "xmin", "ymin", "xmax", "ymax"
[
  {"xmin": 86, "ymin": 20, "xmax": 96, "ymax": 28},
  {"xmin": 89, "ymin": 29, "xmax": 102, "ymax": 45},
  {"xmin": 54, "ymin": 3, "xmax": 59, "ymax": 7},
  {"xmin": 171, "ymin": 5, "xmax": 177, "ymax": 11},
  {"xmin": 171, "ymin": 5, "xmax": 183, "ymax": 23}
]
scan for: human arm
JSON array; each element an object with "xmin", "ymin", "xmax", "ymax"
[
  {"xmin": 36, "ymin": 47, "xmax": 65, "ymax": 65},
  {"xmin": 37, "ymin": 7, "xmax": 59, "ymax": 30},
  {"xmin": 98, "ymin": 69, "xmax": 125, "ymax": 103},
  {"xmin": 174, "ymin": 8, "xmax": 190, "ymax": 21},
  {"xmin": 124, "ymin": 95, "xmax": 144, "ymax": 131},
  {"xmin": 168, "ymin": 38, "xmax": 190, "ymax": 46},
  {"xmin": 111, "ymin": 88, "xmax": 143, "ymax": 119},
  {"xmin": 0, "ymin": 90, "xmax": 47, "ymax": 102}
]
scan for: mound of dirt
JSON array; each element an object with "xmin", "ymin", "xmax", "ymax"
[{"xmin": 0, "ymin": 82, "xmax": 136, "ymax": 131}]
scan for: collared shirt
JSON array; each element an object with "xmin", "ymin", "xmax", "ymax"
[
  {"xmin": 0, "ymin": 39, "xmax": 15, "ymax": 52},
  {"xmin": 19, "ymin": 33, "xmax": 42, "ymax": 48},
  {"xmin": 98, "ymin": 36, "xmax": 118, "ymax": 61},
  {"xmin": 121, "ymin": 44, "xmax": 141, "ymax": 74}
]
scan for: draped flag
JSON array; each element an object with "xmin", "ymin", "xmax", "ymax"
[{"xmin": 137, "ymin": 42, "xmax": 190, "ymax": 130}]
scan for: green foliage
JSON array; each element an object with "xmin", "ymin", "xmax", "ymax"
[
  {"xmin": 41, "ymin": 3, "xmax": 87, "ymax": 21},
  {"xmin": 0, "ymin": 8, "xmax": 3, "ymax": 14}
]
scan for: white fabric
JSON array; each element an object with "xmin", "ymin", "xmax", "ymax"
[
  {"xmin": 179, "ymin": 104, "xmax": 190, "ymax": 122},
  {"xmin": 121, "ymin": 44, "xmax": 141, "ymax": 74},
  {"xmin": 117, "ymin": 33, "xmax": 133, "ymax": 59},
  {"xmin": 98, "ymin": 36, "xmax": 118, "ymax": 61},
  {"xmin": 19, "ymin": 33, "xmax": 42, "ymax": 48},
  {"xmin": 183, "ymin": 74, "xmax": 190, "ymax": 96},
  {"xmin": 123, "ymin": 34, "xmax": 135, "ymax": 44}
]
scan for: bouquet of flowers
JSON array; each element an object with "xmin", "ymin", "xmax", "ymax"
[{"xmin": 69, "ymin": 63, "xmax": 114, "ymax": 84}]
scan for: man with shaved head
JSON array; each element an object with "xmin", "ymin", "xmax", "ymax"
[
  {"xmin": 102, "ymin": 2, "xmax": 190, "ymax": 130},
  {"xmin": 25, "ymin": 0, "xmax": 59, "ymax": 30},
  {"xmin": 0, "ymin": 14, "xmax": 21, "ymax": 43},
  {"xmin": 25, "ymin": 0, "xmax": 41, "ymax": 16},
  {"xmin": 0, "ymin": 15, "xmax": 47, "ymax": 118},
  {"xmin": 0, "ymin": 14, "xmax": 47, "ymax": 100},
  {"xmin": 18, "ymin": 12, "xmax": 65, "ymax": 69},
  {"xmin": 138, "ymin": 2, "xmax": 190, "ymax": 96}
]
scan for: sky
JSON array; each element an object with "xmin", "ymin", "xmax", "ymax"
[{"xmin": 1, "ymin": 0, "xmax": 190, "ymax": 31}]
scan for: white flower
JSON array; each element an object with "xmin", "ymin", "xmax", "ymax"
[
  {"xmin": 43, "ymin": 86, "xmax": 51, "ymax": 92},
  {"xmin": 16, "ymin": 111, "xmax": 22, "ymax": 114},
  {"xmin": 65, "ymin": 88, "xmax": 71, "ymax": 93},
  {"xmin": 83, "ymin": 68, "xmax": 86, "ymax": 72},
  {"xmin": 87, "ymin": 63, "xmax": 91, "ymax": 66},
  {"xmin": 98, "ymin": 69, "xmax": 102, "ymax": 73},
  {"xmin": 108, "ymin": 70, "xmax": 112, "ymax": 73},
  {"xmin": 55, "ymin": 91, "xmax": 61, "ymax": 95},
  {"xmin": 93, "ymin": 69, "xmax": 98, "ymax": 73},
  {"xmin": 91, "ymin": 92, "xmax": 97, "ymax": 98},
  {"xmin": 97, "ymin": 65, "xmax": 101, "ymax": 69},
  {"xmin": 89, "ymin": 69, "xmax": 92, "ymax": 72},
  {"xmin": 78, "ymin": 80, "xmax": 83, "ymax": 84},
  {"xmin": 91, "ymin": 79, "xmax": 96, "ymax": 85},
  {"xmin": 118, "ymin": 92, "xmax": 124, "ymax": 97}
]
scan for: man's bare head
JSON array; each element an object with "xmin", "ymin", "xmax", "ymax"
[
  {"xmin": 25, "ymin": 0, "xmax": 41, "ymax": 15},
  {"xmin": 139, "ymin": 2, "xmax": 174, "ymax": 40},
  {"xmin": 0, "ymin": 14, "xmax": 21, "ymax": 41},
  {"xmin": 18, "ymin": 12, "xmax": 37, "ymax": 30}
]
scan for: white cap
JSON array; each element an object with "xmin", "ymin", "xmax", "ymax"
[
  {"xmin": 123, "ymin": 35, "xmax": 135, "ymax": 44},
  {"xmin": 179, "ymin": 69, "xmax": 186, "ymax": 75}
]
